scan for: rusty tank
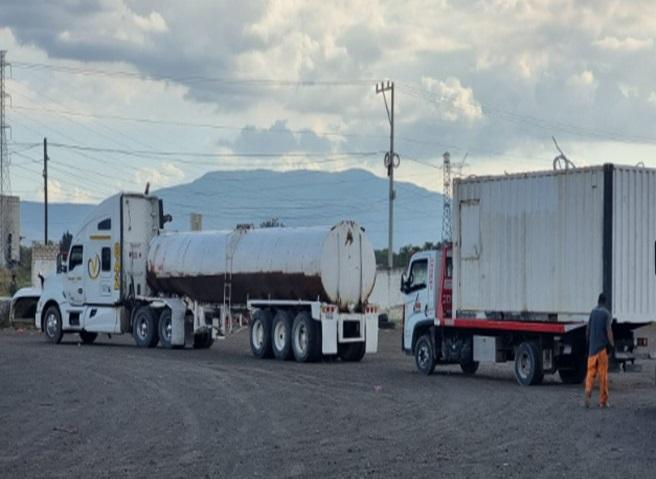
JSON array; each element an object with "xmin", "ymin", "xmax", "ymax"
[{"xmin": 146, "ymin": 222, "xmax": 377, "ymax": 310}]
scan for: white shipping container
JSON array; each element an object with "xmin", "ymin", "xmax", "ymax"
[{"xmin": 453, "ymin": 164, "xmax": 656, "ymax": 324}]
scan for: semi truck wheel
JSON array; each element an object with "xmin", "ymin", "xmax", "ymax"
[
  {"xmin": 460, "ymin": 361, "xmax": 479, "ymax": 375},
  {"xmin": 250, "ymin": 310, "xmax": 273, "ymax": 358},
  {"xmin": 79, "ymin": 330, "xmax": 97, "ymax": 345},
  {"xmin": 291, "ymin": 312, "xmax": 321, "ymax": 362},
  {"xmin": 415, "ymin": 334, "xmax": 436, "ymax": 375},
  {"xmin": 338, "ymin": 342, "xmax": 366, "ymax": 362},
  {"xmin": 132, "ymin": 306, "xmax": 159, "ymax": 348},
  {"xmin": 158, "ymin": 308, "xmax": 174, "ymax": 349},
  {"xmin": 271, "ymin": 310, "xmax": 293, "ymax": 360},
  {"xmin": 514, "ymin": 342, "xmax": 543, "ymax": 386},
  {"xmin": 43, "ymin": 305, "xmax": 63, "ymax": 344},
  {"xmin": 193, "ymin": 332, "xmax": 214, "ymax": 349}
]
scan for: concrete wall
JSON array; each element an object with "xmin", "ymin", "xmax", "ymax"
[
  {"xmin": 31, "ymin": 243, "xmax": 59, "ymax": 287},
  {"xmin": 370, "ymin": 268, "xmax": 404, "ymax": 320},
  {"xmin": 0, "ymin": 195, "xmax": 20, "ymax": 267}
]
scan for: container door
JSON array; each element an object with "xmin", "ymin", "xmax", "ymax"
[{"xmin": 402, "ymin": 256, "xmax": 430, "ymax": 349}]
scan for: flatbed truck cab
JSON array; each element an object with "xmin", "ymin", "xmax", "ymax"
[{"xmin": 402, "ymin": 245, "xmax": 591, "ymax": 385}]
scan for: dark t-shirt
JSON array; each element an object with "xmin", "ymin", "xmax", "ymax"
[{"xmin": 588, "ymin": 306, "xmax": 611, "ymax": 356}]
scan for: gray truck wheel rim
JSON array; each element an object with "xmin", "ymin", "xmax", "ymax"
[
  {"xmin": 417, "ymin": 342, "xmax": 430, "ymax": 369},
  {"xmin": 162, "ymin": 317, "xmax": 172, "ymax": 341},
  {"xmin": 137, "ymin": 317, "xmax": 149, "ymax": 340},
  {"xmin": 274, "ymin": 321, "xmax": 287, "ymax": 351},
  {"xmin": 295, "ymin": 323, "xmax": 308, "ymax": 355},
  {"xmin": 46, "ymin": 313, "xmax": 58, "ymax": 337},
  {"xmin": 518, "ymin": 351, "xmax": 531, "ymax": 378},
  {"xmin": 252, "ymin": 320, "xmax": 264, "ymax": 349}
]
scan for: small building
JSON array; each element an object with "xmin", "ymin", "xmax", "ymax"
[
  {"xmin": 0, "ymin": 194, "xmax": 20, "ymax": 268},
  {"xmin": 31, "ymin": 242, "xmax": 59, "ymax": 287}
]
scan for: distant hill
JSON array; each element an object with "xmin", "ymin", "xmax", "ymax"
[{"xmin": 20, "ymin": 169, "xmax": 443, "ymax": 250}]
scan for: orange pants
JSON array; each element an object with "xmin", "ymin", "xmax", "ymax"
[{"xmin": 585, "ymin": 349, "xmax": 609, "ymax": 406}]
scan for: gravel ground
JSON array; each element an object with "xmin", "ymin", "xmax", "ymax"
[{"xmin": 1, "ymin": 327, "xmax": 655, "ymax": 478}]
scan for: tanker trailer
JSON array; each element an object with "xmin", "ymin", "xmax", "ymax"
[
  {"xmin": 147, "ymin": 221, "xmax": 379, "ymax": 362},
  {"xmin": 34, "ymin": 192, "xmax": 379, "ymax": 362}
]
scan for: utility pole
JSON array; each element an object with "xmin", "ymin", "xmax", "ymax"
[
  {"xmin": 376, "ymin": 81, "xmax": 399, "ymax": 269},
  {"xmin": 1, "ymin": 50, "xmax": 11, "ymax": 266},
  {"xmin": 43, "ymin": 137, "xmax": 48, "ymax": 244}
]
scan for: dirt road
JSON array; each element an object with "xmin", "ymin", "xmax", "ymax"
[{"xmin": 1, "ymin": 328, "xmax": 655, "ymax": 478}]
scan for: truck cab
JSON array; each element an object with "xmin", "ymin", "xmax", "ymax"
[
  {"xmin": 401, "ymin": 246, "xmax": 454, "ymax": 353},
  {"xmin": 36, "ymin": 193, "xmax": 162, "ymax": 343}
]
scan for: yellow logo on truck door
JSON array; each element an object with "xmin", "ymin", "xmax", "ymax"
[
  {"xmin": 113, "ymin": 242, "xmax": 121, "ymax": 290},
  {"xmin": 88, "ymin": 254, "xmax": 100, "ymax": 280}
]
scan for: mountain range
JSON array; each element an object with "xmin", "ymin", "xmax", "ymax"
[{"xmin": 19, "ymin": 169, "xmax": 443, "ymax": 251}]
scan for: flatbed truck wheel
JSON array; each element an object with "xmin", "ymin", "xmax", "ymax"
[
  {"xmin": 460, "ymin": 361, "xmax": 479, "ymax": 375},
  {"xmin": 338, "ymin": 342, "xmax": 366, "ymax": 362},
  {"xmin": 250, "ymin": 310, "xmax": 273, "ymax": 358},
  {"xmin": 78, "ymin": 330, "xmax": 97, "ymax": 345},
  {"xmin": 514, "ymin": 341, "xmax": 543, "ymax": 386},
  {"xmin": 132, "ymin": 306, "xmax": 159, "ymax": 348},
  {"xmin": 558, "ymin": 354, "xmax": 587, "ymax": 384},
  {"xmin": 43, "ymin": 305, "xmax": 63, "ymax": 344},
  {"xmin": 415, "ymin": 334, "xmax": 436, "ymax": 375},
  {"xmin": 271, "ymin": 310, "xmax": 293, "ymax": 360},
  {"xmin": 291, "ymin": 311, "xmax": 321, "ymax": 363}
]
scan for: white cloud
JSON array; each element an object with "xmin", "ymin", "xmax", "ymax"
[
  {"xmin": 133, "ymin": 12, "xmax": 168, "ymax": 33},
  {"xmin": 595, "ymin": 36, "xmax": 653, "ymax": 52},
  {"xmin": 135, "ymin": 162, "xmax": 185, "ymax": 189},
  {"xmin": 46, "ymin": 179, "xmax": 97, "ymax": 204},
  {"xmin": 420, "ymin": 77, "xmax": 483, "ymax": 122}
]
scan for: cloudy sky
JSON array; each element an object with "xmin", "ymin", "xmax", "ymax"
[{"xmin": 2, "ymin": 0, "xmax": 656, "ymax": 204}]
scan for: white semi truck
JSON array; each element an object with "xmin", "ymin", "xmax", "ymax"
[
  {"xmin": 403, "ymin": 164, "xmax": 652, "ymax": 384},
  {"xmin": 35, "ymin": 192, "xmax": 379, "ymax": 362}
]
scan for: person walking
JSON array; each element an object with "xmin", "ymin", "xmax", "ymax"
[{"xmin": 584, "ymin": 293, "xmax": 614, "ymax": 408}]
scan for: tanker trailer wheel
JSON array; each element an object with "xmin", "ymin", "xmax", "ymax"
[
  {"xmin": 132, "ymin": 306, "xmax": 159, "ymax": 348},
  {"xmin": 43, "ymin": 305, "xmax": 63, "ymax": 344},
  {"xmin": 271, "ymin": 310, "xmax": 294, "ymax": 360},
  {"xmin": 250, "ymin": 309, "xmax": 273, "ymax": 359},
  {"xmin": 338, "ymin": 342, "xmax": 366, "ymax": 362},
  {"xmin": 514, "ymin": 341, "xmax": 543, "ymax": 386},
  {"xmin": 291, "ymin": 312, "xmax": 321, "ymax": 363},
  {"xmin": 78, "ymin": 330, "xmax": 97, "ymax": 345},
  {"xmin": 414, "ymin": 334, "xmax": 436, "ymax": 375}
]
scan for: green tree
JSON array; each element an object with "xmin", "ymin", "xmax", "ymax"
[{"xmin": 259, "ymin": 218, "xmax": 285, "ymax": 228}]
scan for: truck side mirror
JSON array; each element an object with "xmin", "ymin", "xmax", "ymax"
[
  {"xmin": 56, "ymin": 253, "xmax": 68, "ymax": 274},
  {"xmin": 400, "ymin": 273, "xmax": 406, "ymax": 293}
]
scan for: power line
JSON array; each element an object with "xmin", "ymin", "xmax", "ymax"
[{"xmin": 12, "ymin": 61, "xmax": 375, "ymax": 87}]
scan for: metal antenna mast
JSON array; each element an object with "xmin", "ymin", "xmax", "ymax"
[
  {"xmin": 441, "ymin": 152, "xmax": 452, "ymax": 242},
  {"xmin": 1, "ymin": 50, "xmax": 11, "ymax": 265},
  {"xmin": 441, "ymin": 151, "xmax": 468, "ymax": 244},
  {"xmin": 376, "ymin": 80, "xmax": 399, "ymax": 269}
]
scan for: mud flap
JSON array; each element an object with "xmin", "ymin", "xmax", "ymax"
[
  {"xmin": 365, "ymin": 314, "xmax": 378, "ymax": 353},
  {"xmin": 321, "ymin": 317, "xmax": 338, "ymax": 354},
  {"xmin": 162, "ymin": 298, "xmax": 187, "ymax": 347}
]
